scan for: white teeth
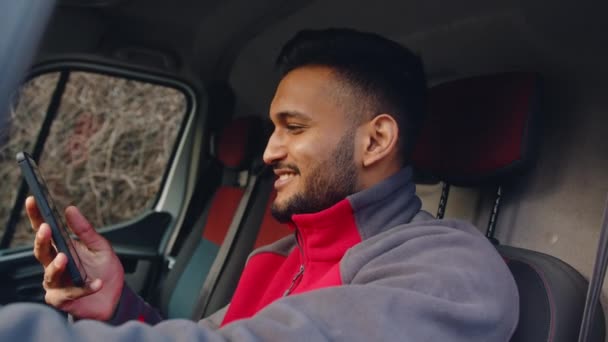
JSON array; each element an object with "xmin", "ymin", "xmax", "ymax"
[{"xmin": 279, "ymin": 173, "xmax": 294, "ymax": 180}]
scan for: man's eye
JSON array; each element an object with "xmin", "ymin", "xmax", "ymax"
[{"xmin": 286, "ymin": 124, "xmax": 304, "ymax": 132}]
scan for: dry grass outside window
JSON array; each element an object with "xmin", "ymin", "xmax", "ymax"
[{"xmin": 0, "ymin": 71, "xmax": 188, "ymax": 248}]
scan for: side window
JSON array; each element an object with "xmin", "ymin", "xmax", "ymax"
[
  {"xmin": 0, "ymin": 73, "xmax": 60, "ymax": 248},
  {"xmin": 0, "ymin": 70, "xmax": 189, "ymax": 249}
]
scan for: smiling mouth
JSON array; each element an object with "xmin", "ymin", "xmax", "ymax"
[
  {"xmin": 274, "ymin": 170, "xmax": 298, "ymax": 190},
  {"xmin": 279, "ymin": 173, "xmax": 296, "ymax": 181}
]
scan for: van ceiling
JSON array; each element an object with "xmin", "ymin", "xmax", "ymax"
[{"xmin": 41, "ymin": 0, "xmax": 608, "ymax": 112}]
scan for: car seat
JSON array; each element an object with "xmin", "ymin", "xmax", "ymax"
[
  {"xmin": 156, "ymin": 116, "xmax": 267, "ymax": 319},
  {"xmin": 412, "ymin": 72, "xmax": 605, "ymax": 342}
]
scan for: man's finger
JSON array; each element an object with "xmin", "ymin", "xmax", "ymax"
[
  {"xmin": 64, "ymin": 206, "xmax": 107, "ymax": 250},
  {"xmin": 42, "ymin": 253, "xmax": 67, "ymax": 289},
  {"xmin": 44, "ymin": 279, "xmax": 102, "ymax": 308},
  {"xmin": 34, "ymin": 224, "xmax": 56, "ymax": 267},
  {"xmin": 26, "ymin": 196, "xmax": 44, "ymax": 233}
]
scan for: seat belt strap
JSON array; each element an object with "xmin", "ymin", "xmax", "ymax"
[
  {"xmin": 578, "ymin": 194, "xmax": 608, "ymax": 342},
  {"xmin": 190, "ymin": 172, "xmax": 258, "ymax": 320}
]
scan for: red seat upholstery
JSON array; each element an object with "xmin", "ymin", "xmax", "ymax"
[
  {"xmin": 413, "ymin": 72, "xmax": 540, "ymax": 185},
  {"xmin": 158, "ymin": 117, "xmax": 266, "ymax": 319}
]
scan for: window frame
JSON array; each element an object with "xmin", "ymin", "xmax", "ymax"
[{"xmin": 0, "ymin": 59, "xmax": 199, "ymax": 252}]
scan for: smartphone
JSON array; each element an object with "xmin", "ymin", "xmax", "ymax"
[{"xmin": 16, "ymin": 151, "xmax": 87, "ymax": 287}]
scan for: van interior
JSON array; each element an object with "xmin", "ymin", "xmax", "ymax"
[{"xmin": 0, "ymin": 1, "xmax": 607, "ymax": 341}]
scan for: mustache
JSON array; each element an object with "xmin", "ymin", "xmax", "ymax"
[{"xmin": 272, "ymin": 162, "xmax": 300, "ymax": 175}]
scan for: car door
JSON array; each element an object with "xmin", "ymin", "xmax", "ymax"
[{"xmin": 0, "ymin": 62, "xmax": 203, "ymax": 307}]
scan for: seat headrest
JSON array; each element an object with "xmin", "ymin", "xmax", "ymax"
[
  {"xmin": 216, "ymin": 117, "xmax": 265, "ymax": 170},
  {"xmin": 412, "ymin": 72, "xmax": 541, "ymax": 186}
]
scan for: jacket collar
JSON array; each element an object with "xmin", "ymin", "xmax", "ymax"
[{"xmin": 289, "ymin": 167, "xmax": 422, "ymax": 262}]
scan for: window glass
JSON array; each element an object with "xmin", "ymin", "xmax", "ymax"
[
  {"xmin": 0, "ymin": 73, "xmax": 60, "ymax": 248},
  {"xmin": 0, "ymin": 71, "xmax": 188, "ymax": 248}
]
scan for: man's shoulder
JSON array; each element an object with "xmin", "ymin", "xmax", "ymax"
[
  {"xmin": 342, "ymin": 211, "xmax": 512, "ymax": 284},
  {"xmin": 340, "ymin": 211, "xmax": 518, "ymax": 329},
  {"xmin": 361, "ymin": 210, "xmax": 490, "ymax": 250}
]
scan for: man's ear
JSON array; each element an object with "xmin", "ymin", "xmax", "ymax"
[{"xmin": 361, "ymin": 114, "xmax": 399, "ymax": 168}]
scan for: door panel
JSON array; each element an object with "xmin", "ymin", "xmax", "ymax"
[
  {"xmin": 0, "ymin": 210, "xmax": 172, "ymax": 305},
  {"xmin": 0, "ymin": 252, "xmax": 43, "ymax": 304}
]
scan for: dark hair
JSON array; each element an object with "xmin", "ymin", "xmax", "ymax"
[{"xmin": 276, "ymin": 28, "xmax": 427, "ymax": 165}]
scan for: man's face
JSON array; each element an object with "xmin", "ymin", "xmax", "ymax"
[{"xmin": 263, "ymin": 66, "xmax": 360, "ymax": 223}]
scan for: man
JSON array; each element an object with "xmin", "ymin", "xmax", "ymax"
[{"xmin": 0, "ymin": 28, "xmax": 518, "ymax": 341}]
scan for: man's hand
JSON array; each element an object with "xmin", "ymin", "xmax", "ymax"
[{"xmin": 26, "ymin": 196, "xmax": 124, "ymax": 321}]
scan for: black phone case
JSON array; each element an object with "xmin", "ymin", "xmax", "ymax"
[{"xmin": 16, "ymin": 152, "xmax": 86, "ymax": 287}]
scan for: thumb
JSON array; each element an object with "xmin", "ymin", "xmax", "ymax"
[
  {"xmin": 64, "ymin": 206, "xmax": 108, "ymax": 250},
  {"xmin": 46, "ymin": 278, "xmax": 103, "ymax": 309}
]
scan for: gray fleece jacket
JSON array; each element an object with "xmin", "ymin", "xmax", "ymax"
[{"xmin": 0, "ymin": 167, "xmax": 519, "ymax": 341}]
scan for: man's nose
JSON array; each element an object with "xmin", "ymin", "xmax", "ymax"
[{"xmin": 263, "ymin": 132, "xmax": 286, "ymax": 165}]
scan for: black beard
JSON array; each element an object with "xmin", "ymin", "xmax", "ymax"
[{"xmin": 271, "ymin": 129, "xmax": 357, "ymax": 223}]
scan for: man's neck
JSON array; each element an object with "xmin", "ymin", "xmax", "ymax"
[{"xmin": 357, "ymin": 161, "xmax": 403, "ymax": 191}]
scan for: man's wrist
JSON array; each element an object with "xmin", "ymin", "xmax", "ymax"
[{"xmin": 106, "ymin": 283, "xmax": 131, "ymax": 325}]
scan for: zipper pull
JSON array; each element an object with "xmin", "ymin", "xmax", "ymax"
[{"xmin": 283, "ymin": 265, "xmax": 305, "ymax": 297}]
